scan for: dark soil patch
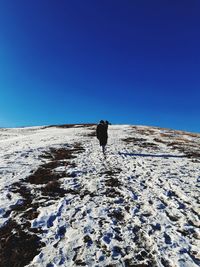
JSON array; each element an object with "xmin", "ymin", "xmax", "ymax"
[
  {"xmin": 83, "ymin": 235, "xmax": 92, "ymax": 244},
  {"xmin": 102, "ymin": 169, "xmax": 122, "ymax": 197},
  {"xmin": 105, "ymin": 187, "xmax": 123, "ymax": 198},
  {"xmin": 105, "ymin": 177, "xmax": 121, "ymax": 187},
  {"xmin": 50, "ymin": 147, "xmax": 77, "ymax": 160},
  {"xmin": 22, "ymin": 205, "xmax": 40, "ymax": 221},
  {"xmin": 9, "ymin": 183, "xmax": 41, "ymax": 223},
  {"xmin": 122, "ymin": 137, "xmax": 147, "ymax": 143},
  {"xmin": 122, "ymin": 138, "xmax": 158, "ymax": 149},
  {"xmin": 0, "ymin": 219, "xmax": 44, "ymax": 267},
  {"xmin": 108, "ymin": 209, "xmax": 124, "ymax": 221},
  {"xmin": 9, "ymin": 183, "xmax": 32, "ymax": 212},
  {"xmin": 153, "ymin": 138, "xmax": 168, "ymax": 144},
  {"xmin": 167, "ymin": 142, "xmax": 200, "ymax": 158},
  {"xmin": 66, "ymin": 189, "xmax": 97, "ymax": 200},
  {"xmin": 167, "ymin": 142, "xmax": 184, "ymax": 148},
  {"xmin": 40, "ymin": 145, "xmax": 84, "ymax": 161},
  {"xmin": 74, "ymin": 259, "xmax": 87, "ymax": 266},
  {"xmin": 27, "ymin": 167, "xmax": 66, "ymax": 184},
  {"xmin": 72, "ymin": 142, "xmax": 85, "ymax": 151},
  {"xmin": 2, "ymin": 143, "xmax": 85, "ymax": 266},
  {"xmin": 41, "ymin": 180, "xmax": 67, "ymax": 198},
  {"xmin": 101, "ymin": 168, "xmax": 122, "ymax": 180},
  {"xmin": 65, "ymin": 188, "xmax": 81, "ymax": 195},
  {"xmin": 161, "ymin": 257, "xmax": 173, "ymax": 267},
  {"xmin": 140, "ymin": 142, "xmax": 158, "ymax": 149},
  {"xmin": 135, "ymin": 128, "xmax": 156, "ymax": 136},
  {"xmin": 186, "ymin": 151, "xmax": 200, "ymax": 158}
]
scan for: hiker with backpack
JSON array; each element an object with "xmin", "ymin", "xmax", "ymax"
[{"xmin": 96, "ymin": 120, "xmax": 109, "ymax": 154}]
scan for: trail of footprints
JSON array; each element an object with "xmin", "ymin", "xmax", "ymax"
[
  {"xmin": 1, "ymin": 126, "xmax": 200, "ymax": 267},
  {"xmin": 52, "ymin": 139, "xmax": 199, "ymax": 266}
]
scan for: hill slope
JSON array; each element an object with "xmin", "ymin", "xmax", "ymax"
[{"xmin": 0, "ymin": 125, "xmax": 199, "ymax": 267}]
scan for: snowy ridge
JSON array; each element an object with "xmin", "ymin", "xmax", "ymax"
[{"xmin": 0, "ymin": 125, "xmax": 200, "ymax": 267}]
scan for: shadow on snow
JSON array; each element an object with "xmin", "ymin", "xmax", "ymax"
[{"xmin": 119, "ymin": 152, "xmax": 187, "ymax": 158}]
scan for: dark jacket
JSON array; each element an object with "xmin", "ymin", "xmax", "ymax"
[{"xmin": 96, "ymin": 123, "xmax": 108, "ymax": 145}]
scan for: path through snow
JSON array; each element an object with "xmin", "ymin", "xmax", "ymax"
[{"xmin": 0, "ymin": 125, "xmax": 199, "ymax": 267}]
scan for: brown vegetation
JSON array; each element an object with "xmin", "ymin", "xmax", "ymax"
[
  {"xmin": 2, "ymin": 143, "xmax": 85, "ymax": 266},
  {"xmin": 0, "ymin": 219, "xmax": 44, "ymax": 267}
]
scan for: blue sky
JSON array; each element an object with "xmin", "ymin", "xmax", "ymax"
[{"xmin": 0, "ymin": 1, "xmax": 200, "ymax": 132}]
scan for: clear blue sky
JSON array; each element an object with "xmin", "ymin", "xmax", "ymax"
[{"xmin": 0, "ymin": 1, "xmax": 200, "ymax": 132}]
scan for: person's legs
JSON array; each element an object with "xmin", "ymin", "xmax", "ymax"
[{"xmin": 100, "ymin": 138, "xmax": 107, "ymax": 154}]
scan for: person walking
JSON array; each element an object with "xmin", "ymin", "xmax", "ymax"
[{"xmin": 96, "ymin": 120, "xmax": 109, "ymax": 154}]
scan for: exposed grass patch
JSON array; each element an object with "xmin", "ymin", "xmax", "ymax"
[
  {"xmin": 153, "ymin": 138, "xmax": 168, "ymax": 144},
  {"xmin": 108, "ymin": 209, "xmax": 124, "ymax": 221},
  {"xmin": 122, "ymin": 137, "xmax": 147, "ymax": 143},
  {"xmin": 135, "ymin": 128, "xmax": 156, "ymax": 136},
  {"xmin": 43, "ymin": 123, "xmax": 96, "ymax": 129},
  {"xmin": 105, "ymin": 177, "xmax": 121, "ymax": 187},
  {"xmin": 41, "ymin": 180, "xmax": 67, "ymax": 198},
  {"xmin": 105, "ymin": 187, "xmax": 123, "ymax": 198},
  {"xmin": 0, "ymin": 219, "xmax": 44, "ymax": 267},
  {"xmin": 140, "ymin": 142, "xmax": 158, "ymax": 148},
  {"xmin": 122, "ymin": 137, "xmax": 158, "ymax": 149},
  {"xmin": 27, "ymin": 167, "xmax": 66, "ymax": 184},
  {"xmin": 10, "ymin": 183, "xmax": 32, "ymax": 212},
  {"xmin": 166, "ymin": 142, "xmax": 200, "ymax": 158},
  {"xmin": 4, "ymin": 143, "xmax": 85, "ymax": 266}
]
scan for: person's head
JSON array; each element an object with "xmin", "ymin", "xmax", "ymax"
[
  {"xmin": 99, "ymin": 120, "xmax": 104, "ymax": 124},
  {"xmin": 105, "ymin": 120, "xmax": 109, "ymax": 125}
]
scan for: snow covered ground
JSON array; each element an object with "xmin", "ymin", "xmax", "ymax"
[{"xmin": 0, "ymin": 124, "xmax": 199, "ymax": 267}]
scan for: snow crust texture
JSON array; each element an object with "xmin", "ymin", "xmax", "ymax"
[{"xmin": 0, "ymin": 124, "xmax": 200, "ymax": 267}]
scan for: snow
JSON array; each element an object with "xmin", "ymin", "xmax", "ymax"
[{"xmin": 0, "ymin": 124, "xmax": 200, "ymax": 267}]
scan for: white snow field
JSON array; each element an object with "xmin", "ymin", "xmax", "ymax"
[{"xmin": 0, "ymin": 124, "xmax": 199, "ymax": 267}]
